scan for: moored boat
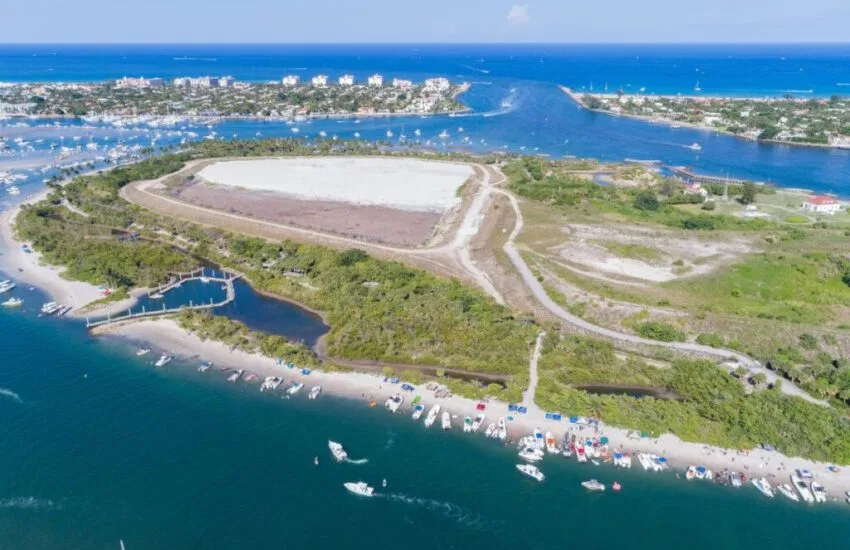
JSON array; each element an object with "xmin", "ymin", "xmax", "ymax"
[
  {"xmin": 496, "ymin": 417, "xmax": 507, "ymax": 441},
  {"xmin": 752, "ymin": 477, "xmax": 774, "ymax": 498},
  {"xmin": 516, "ymin": 464, "xmax": 545, "ymax": 482},
  {"xmin": 260, "ymin": 376, "xmax": 283, "ymax": 391},
  {"xmin": 581, "ymin": 479, "xmax": 605, "ymax": 492},
  {"xmin": 576, "ymin": 447, "xmax": 587, "ymax": 463},
  {"xmin": 484, "ymin": 423, "xmax": 496, "ymax": 437},
  {"xmin": 287, "ymin": 381, "xmax": 304, "ymax": 395},
  {"xmin": 545, "ymin": 432, "xmax": 558, "ymax": 454},
  {"xmin": 197, "ymin": 360, "xmax": 213, "ymax": 373},
  {"xmin": 518, "ymin": 446, "xmax": 544, "ymax": 462},
  {"xmin": 463, "ymin": 416, "xmax": 473, "ymax": 433},
  {"xmin": 2, "ymin": 297, "xmax": 23, "ymax": 307},
  {"xmin": 811, "ymin": 481, "xmax": 828, "ymax": 503},
  {"xmin": 730, "ymin": 472, "xmax": 742, "ymax": 488},
  {"xmin": 343, "ymin": 481, "xmax": 375, "ymax": 497},
  {"xmin": 384, "ymin": 394, "xmax": 403, "ymax": 413},
  {"xmin": 227, "ymin": 369, "xmax": 244, "ymax": 383},
  {"xmin": 791, "ymin": 475, "xmax": 815, "ymax": 503},
  {"xmin": 776, "ymin": 483, "xmax": 799, "ymax": 502},
  {"xmin": 533, "ymin": 428, "xmax": 544, "ymax": 450},
  {"xmin": 471, "ymin": 413, "xmax": 486, "ymax": 432},
  {"xmin": 308, "ymin": 385, "xmax": 322, "ymax": 399},
  {"xmin": 135, "ymin": 347, "xmax": 151, "ymax": 356},
  {"xmin": 411, "ymin": 404, "xmax": 425, "ymax": 420},
  {"xmin": 423, "ymin": 404, "xmax": 441, "ymax": 428},
  {"xmin": 441, "ymin": 410, "xmax": 452, "ymax": 430},
  {"xmin": 154, "ymin": 354, "xmax": 173, "ymax": 368}
]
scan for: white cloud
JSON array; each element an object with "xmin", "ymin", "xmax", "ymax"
[{"xmin": 506, "ymin": 4, "xmax": 530, "ymax": 26}]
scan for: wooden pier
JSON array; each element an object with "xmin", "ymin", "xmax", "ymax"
[{"xmin": 86, "ymin": 268, "xmax": 239, "ymax": 329}]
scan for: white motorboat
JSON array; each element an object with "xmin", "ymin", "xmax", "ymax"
[
  {"xmin": 791, "ymin": 475, "xmax": 815, "ymax": 503},
  {"xmin": 686, "ymin": 142, "xmax": 702, "ymax": 151},
  {"xmin": 730, "ymin": 472, "xmax": 742, "ymax": 488},
  {"xmin": 441, "ymin": 411, "xmax": 452, "ymax": 430},
  {"xmin": 811, "ymin": 481, "xmax": 828, "ymax": 503},
  {"xmin": 496, "ymin": 417, "xmax": 507, "ymax": 441},
  {"xmin": 484, "ymin": 423, "xmax": 496, "ymax": 437},
  {"xmin": 0, "ymin": 281, "xmax": 16, "ymax": 294},
  {"xmin": 576, "ymin": 447, "xmax": 588, "ymax": 463},
  {"xmin": 197, "ymin": 361, "xmax": 213, "ymax": 373},
  {"xmin": 287, "ymin": 382, "xmax": 304, "ymax": 395},
  {"xmin": 343, "ymin": 481, "xmax": 375, "ymax": 497},
  {"xmin": 752, "ymin": 477, "xmax": 774, "ymax": 498},
  {"xmin": 471, "ymin": 413, "xmax": 486, "ymax": 432},
  {"xmin": 154, "ymin": 354, "xmax": 173, "ymax": 368},
  {"xmin": 411, "ymin": 404, "xmax": 425, "ymax": 420},
  {"xmin": 2, "ymin": 297, "xmax": 23, "ymax": 307},
  {"xmin": 533, "ymin": 428, "xmax": 544, "ymax": 450},
  {"xmin": 423, "ymin": 404, "xmax": 441, "ymax": 428},
  {"xmin": 260, "ymin": 376, "xmax": 283, "ymax": 392},
  {"xmin": 516, "ymin": 464, "xmax": 545, "ymax": 482},
  {"xmin": 581, "ymin": 479, "xmax": 605, "ymax": 492},
  {"xmin": 308, "ymin": 386, "xmax": 322, "ymax": 399},
  {"xmin": 463, "ymin": 416, "xmax": 473, "ymax": 433},
  {"xmin": 328, "ymin": 441, "xmax": 348, "ymax": 462},
  {"xmin": 518, "ymin": 446, "xmax": 544, "ymax": 462},
  {"xmin": 227, "ymin": 369, "xmax": 244, "ymax": 383},
  {"xmin": 545, "ymin": 432, "xmax": 558, "ymax": 454},
  {"xmin": 636, "ymin": 453, "xmax": 654, "ymax": 471},
  {"xmin": 384, "ymin": 394, "xmax": 403, "ymax": 413},
  {"xmin": 776, "ymin": 483, "xmax": 800, "ymax": 502},
  {"xmin": 135, "ymin": 348, "xmax": 151, "ymax": 356}
]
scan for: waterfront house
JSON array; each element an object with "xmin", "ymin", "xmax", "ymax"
[
  {"xmin": 392, "ymin": 78, "xmax": 413, "ymax": 89},
  {"xmin": 338, "ymin": 74, "xmax": 355, "ymax": 86},
  {"xmin": 802, "ymin": 195, "xmax": 841, "ymax": 215},
  {"xmin": 282, "ymin": 75, "xmax": 301, "ymax": 87},
  {"xmin": 311, "ymin": 75, "xmax": 328, "ymax": 87},
  {"xmin": 424, "ymin": 77, "xmax": 450, "ymax": 91},
  {"xmin": 367, "ymin": 74, "xmax": 384, "ymax": 87}
]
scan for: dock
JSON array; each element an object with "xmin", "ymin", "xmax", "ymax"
[{"xmin": 670, "ymin": 166, "xmax": 760, "ymax": 186}]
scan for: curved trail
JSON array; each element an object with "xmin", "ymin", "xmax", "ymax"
[
  {"xmin": 485, "ymin": 166, "xmax": 826, "ymax": 406},
  {"xmin": 520, "ymin": 332, "xmax": 545, "ymax": 409}
]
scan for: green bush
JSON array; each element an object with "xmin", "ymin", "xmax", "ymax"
[{"xmin": 637, "ymin": 321, "xmax": 686, "ymax": 342}]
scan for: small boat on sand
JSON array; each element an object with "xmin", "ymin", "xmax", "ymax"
[
  {"xmin": 411, "ymin": 404, "xmax": 425, "ymax": 420},
  {"xmin": 423, "ymin": 404, "xmax": 440, "ymax": 428},
  {"xmin": 287, "ymin": 381, "xmax": 304, "ymax": 395},
  {"xmin": 198, "ymin": 361, "xmax": 213, "ymax": 373},
  {"xmin": 227, "ymin": 369, "xmax": 244, "ymax": 383},
  {"xmin": 516, "ymin": 464, "xmax": 544, "ymax": 482},
  {"xmin": 471, "ymin": 413, "xmax": 486, "ymax": 432},
  {"xmin": 384, "ymin": 394, "xmax": 403, "ymax": 413},
  {"xmin": 463, "ymin": 416, "xmax": 473, "ymax": 433},
  {"xmin": 308, "ymin": 386, "xmax": 322, "ymax": 399},
  {"xmin": 344, "ymin": 481, "xmax": 375, "ymax": 497},
  {"xmin": 777, "ymin": 483, "xmax": 799, "ymax": 502},
  {"xmin": 496, "ymin": 417, "xmax": 507, "ymax": 441},
  {"xmin": 260, "ymin": 376, "xmax": 282, "ymax": 391},
  {"xmin": 545, "ymin": 432, "xmax": 558, "ymax": 454},
  {"xmin": 154, "ymin": 354, "xmax": 173, "ymax": 368},
  {"xmin": 791, "ymin": 475, "xmax": 815, "ymax": 503},
  {"xmin": 811, "ymin": 481, "xmax": 828, "ymax": 503},
  {"xmin": 752, "ymin": 477, "xmax": 774, "ymax": 498},
  {"xmin": 582, "ymin": 479, "xmax": 605, "ymax": 492},
  {"xmin": 441, "ymin": 410, "xmax": 452, "ymax": 430}
]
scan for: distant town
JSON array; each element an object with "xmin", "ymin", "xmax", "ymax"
[
  {"xmin": 0, "ymin": 74, "xmax": 469, "ymax": 119},
  {"xmin": 564, "ymin": 88, "xmax": 850, "ymax": 149}
]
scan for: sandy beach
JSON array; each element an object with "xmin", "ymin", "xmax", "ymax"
[{"xmin": 98, "ymin": 317, "xmax": 850, "ymax": 502}]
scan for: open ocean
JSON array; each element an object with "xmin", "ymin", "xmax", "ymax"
[{"xmin": 2, "ymin": 44, "xmax": 850, "ymax": 549}]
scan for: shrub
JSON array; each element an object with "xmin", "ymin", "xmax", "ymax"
[
  {"xmin": 637, "ymin": 321, "xmax": 686, "ymax": 342},
  {"xmin": 696, "ymin": 333, "xmax": 725, "ymax": 347},
  {"xmin": 798, "ymin": 333, "xmax": 818, "ymax": 350},
  {"xmin": 633, "ymin": 191, "xmax": 660, "ymax": 211}
]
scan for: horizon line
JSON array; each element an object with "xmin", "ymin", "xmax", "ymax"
[{"xmin": 2, "ymin": 41, "xmax": 850, "ymax": 46}]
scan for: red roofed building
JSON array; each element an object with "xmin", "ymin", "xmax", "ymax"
[{"xmin": 802, "ymin": 195, "xmax": 842, "ymax": 215}]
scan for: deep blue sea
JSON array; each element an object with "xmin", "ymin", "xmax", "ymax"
[{"xmin": 2, "ymin": 45, "xmax": 850, "ymax": 549}]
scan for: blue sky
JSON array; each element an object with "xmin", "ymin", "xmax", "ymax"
[{"xmin": 2, "ymin": 0, "xmax": 849, "ymax": 43}]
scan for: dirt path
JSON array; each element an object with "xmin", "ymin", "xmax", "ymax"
[{"xmin": 521, "ymin": 332, "xmax": 546, "ymax": 410}]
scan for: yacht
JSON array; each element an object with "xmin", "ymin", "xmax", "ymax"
[
  {"xmin": 423, "ymin": 404, "xmax": 441, "ymax": 428},
  {"xmin": 545, "ymin": 432, "xmax": 558, "ymax": 454},
  {"xmin": 484, "ymin": 423, "xmax": 496, "ymax": 437},
  {"xmin": 135, "ymin": 348, "xmax": 151, "ymax": 357},
  {"xmin": 328, "ymin": 441, "xmax": 348, "ymax": 462},
  {"xmin": 411, "ymin": 403, "xmax": 425, "ymax": 420},
  {"xmin": 441, "ymin": 410, "xmax": 452, "ymax": 430},
  {"xmin": 287, "ymin": 382, "xmax": 304, "ymax": 395},
  {"xmin": 2, "ymin": 297, "xmax": 23, "ymax": 307},
  {"xmin": 154, "ymin": 354, "xmax": 173, "ymax": 368},
  {"xmin": 516, "ymin": 464, "xmax": 545, "ymax": 482},
  {"xmin": 791, "ymin": 474, "xmax": 815, "ymax": 503},
  {"xmin": 0, "ymin": 280, "xmax": 16, "ymax": 294},
  {"xmin": 496, "ymin": 417, "xmax": 507, "ymax": 441},
  {"xmin": 811, "ymin": 481, "xmax": 828, "ymax": 503},
  {"xmin": 463, "ymin": 416, "xmax": 473, "ymax": 433},
  {"xmin": 776, "ymin": 483, "xmax": 799, "ymax": 502},
  {"xmin": 343, "ymin": 481, "xmax": 375, "ymax": 497},
  {"xmin": 260, "ymin": 376, "xmax": 283, "ymax": 392},
  {"xmin": 581, "ymin": 479, "xmax": 606, "ymax": 492},
  {"xmin": 518, "ymin": 446, "xmax": 544, "ymax": 462},
  {"xmin": 384, "ymin": 394, "xmax": 403, "ymax": 413},
  {"xmin": 308, "ymin": 386, "xmax": 322, "ymax": 399},
  {"xmin": 471, "ymin": 413, "xmax": 486, "ymax": 432},
  {"xmin": 752, "ymin": 477, "xmax": 774, "ymax": 498},
  {"xmin": 197, "ymin": 361, "xmax": 213, "ymax": 373}
]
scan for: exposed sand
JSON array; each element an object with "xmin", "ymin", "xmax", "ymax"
[
  {"xmin": 196, "ymin": 157, "xmax": 473, "ymax": 213},
  {"xmin": 103, "ymin": 318, "xmax": 850, "ymax": 501}
]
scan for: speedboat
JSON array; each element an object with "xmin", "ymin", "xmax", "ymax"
[
  {"xmin": 384, "ymin": 394, "xmax": 403, "ymax": 413},
  {"xmin": 2, "ymin": 297, "xmax": 23, "ymax": 307},
  {"xmin": 484, "ymin": 423, "xmax": 496, "ymax": 437},
  {"xmin": 576, "ymin": 447, "xmax": 588, "ymax": 463},
  {"xmin": 463, "ymin": 416, "xmax": 473, "ymax": 433},
  {"xmin": 686, "ymin": 466, "xmax": 697, "ymax": 480},
  {"xmin": 752, "ymin": 477, "xmax": 774, "ymax": 498},
  {"xmin": 308, "ymin": 386, "xmax": 322, "ymax": 399},
  {"xmin": 441, "ymin": 411, "xmax": 452, "ymax": 430},
  {"xmin": 518, "ymin": 446, "xmax": 544, "ymax": 462},
  {"xmin": 136, "ymin": 348, "xmax": 151, "ymax": 357},
  {"xmin": 154, "ymin": 354, "xmax": 173, "ymax": 368},
  {"xmin": 776, "ymin": 483, "xmax": 799, "ymax": 502},
  {"xmin": 227, "ymin": 369, "xmax": 244, "ymax": 383},
  {"xmin": 260, "ymin": 376, "xmax": 283, "ymax": 391},
  {"xmin": 730, "ymin": 472, "xmax": 742, "ymax": 488},
  {"xmin": 496, "ymin": 417, "xmax": 507, "ymax": 441},
  {"xmin": 687, "ymin": 142, "xmax": 702, "ymax": 151},
  {"xmin": 533, "ymin": 428, "xmax": 544, "ymax": 449},
  {"xmin": 471, "ymin": 413, "xmax": 486, "ymax": 432},
  {"xmin": 516, "ymin": 464, "xmax": 545, "ymax": 482},
  {"xmin": 423, "ymin": 404, "xmax": 441, "ymax": 428},
  {"xmin": 328, "ymin": 441, "xmax": 348, "ymax": 462},
  {"xmin": 198, "ymin": 361, "xmax": 213, "ymax": 373},
  {"xmin": 811, "ymin": 481, "xmax": 828, "ymax": 503},
  {"xmin": 287, "ymin": 382, "xmax": 304, "ymax": 395},
  {"xmin": 343, "ymin": 481, "xmax": 375, "ymax": 497},
  {"xmin": 636, "ymin": 453, "xmax": 653, "ymax": 471},
  {"xmin": 791, "ymin": 475, "xmax": 815, "ymax": 503},
  {"xmin": 411, "ymin": 404, "xmax": 425, "ymax": 420},
  {"xmin": 545, "ymin": 432, "xmax": 558, "ymax": 454},
  {"xmin": 0, "ymin": 281, "xmax": 16, "ymax": 294},
  {"xmin": 581, "ymin": 479, "xmax": 605, "ymax": 492}
]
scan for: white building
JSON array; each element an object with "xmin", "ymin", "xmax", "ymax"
[
  {"xmin": 173, "ymin": 77, "xmax": 190, "ymax": 88},
  {"xmin": 338, "ymin": 74, "xmax": 355, "ymax": 86},
  {"xmin": 114, "ymin": 77, "xmax": 163, "ymax": 89},
  {"xmin": 281, "ymin": 75, "xmax": 301, "ymax": 87},
  {"xmin": 392, "ymin": 78, "xmax": 413, "ymax": 89},
  {"xmin": 367, "ymin": 74, "xmax": 384, "ymax": 87},
  {"xmin": 218, "ymin": 76, "xmax": 235, "ymax": 88},
  {"xmin": 424, "ymin": 77, "xmax": 450, "ymax": 92},
  {"xmin": 311, "ymin": 74, "xmax": 328, "ymax": 87},
  {"xmin": 802, "ymin": 195, "xmax": 842, "ymax": 215}
]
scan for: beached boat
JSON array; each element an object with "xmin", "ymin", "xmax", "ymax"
[
  {"xmin": 2, "ymin": 297, "xmax": 23, "ymax": 307},
  {"xmin": 484, "ymin": 423, "xmax": 496, "ymax": 437},
  {"xmin": 791, "ymin": 475, "xmax": 815, "ymax": 503},
  {"xmin": 471, "ymin": 413, "xmax": 486, "ymax": 432},
  {"xmin": 637, "ymin": 453, "xmax": 654, "ymax": 471},
  {"xmin": 329, "ymin": 441, "xmax": 348, "ymax": 462},
  {"xmin": 260, "ymin": 376, "xmax": 283, "ymax": 392},
  {"xmin": 811, "ymin": 481, "xmax": 828, "ymax": 503},
  {"xmin": 411, "ymin": 404, "xmax": 425, "ymax": 420},
  {"xmin": 694, "ymin": 466, "xmax": 711, "ymax": 480},
  {"xmin": 518, "ymin": 446, "xmax": 544, "ymax": 462},
  {"xmin": 613, "ymin": 452, "xmax": 631, "ymax": 468},
  {"xmin": 343, "ymin": 481, "xmax": 375, "ymax": 497},
  {"xmin": 496, "ymin": 417, "xmax": 507, "ymax": 441},
  {"xmin": 40, "ymin": 302, "xmax": 63, "ymax": 315},
  {"xmin": 0, "ymin": 281, "xmax": 16, "ymax": 294},
  {"xmin": 308, "ymin": 386, "xmax": 322, "ymax": 400},
  {"xmin": 197, "ymin": 361, "xmax": 213, "ymax": 373},
  {"xmin": 752, "ymin": 478, "xmax": 774, "ymax": 498},
  {"xmin": 441, "ymin": 411, "xmax": 452, "ymax": 430},
  {"xmin": 463, "ymin": 416, "xmax": 473, "ymax": 433},
  {"xmin": 424, "ymin": 404, "xmax": 441, "ymax": 428},
  {"xmin": 776, "ymin": 483, "xmax": 799, "ymax": 502},
  {"xmin": 135, "ymin": 347, "xmax": 151, "ymax": 357},
  {"xmin": 384, "ymin": 394, "xmax": 403, "ymax": 413},
  {"xmin": 227, "ymin": 369, "xmax": 244, "ymax": 383},
  {"xmin": 576, "ymin": 447, "xmax": 588, "ymax": 463},
  {"xmin": 154, "ymin": 354, "xmax": 173, "ymax": 368},
  {"xmin": 686, "ymin": 466, "xmax": 697, "ymax": 480},
  {"xmin": 516, "ymin": 464, "xmax": 545, "ymax": 482},
  {"xmin": 287, "ymin": 382, "xmax": 304, "ymax": 395},
  {"xmin": 730, "ymin": 472, "xmax": 742, "ymax": 488},
  {"xmin": 545, "ymin": 432, "xmax": 558, "ymax": 454},
  {"xmin": 581, "ymin": 479, "xmax": 605, "ymax": 492}
]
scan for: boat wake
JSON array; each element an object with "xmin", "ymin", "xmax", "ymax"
[
  {"xmin": 344, "ymin": 457, "xmax": 369, "ymax": 465},
  {"xmin": 0, "ymin": 387, "xmax": 23, "ymax": 403},
  {"xmin": 0, "ymin": 497, "xmax": 59, "ymax": 510},
  {"xmin": 461, "ymin": 64, "xmax": 490, "ymax": 74},
  {"xmin": 383, "ymin": 493, "xmax": 499, "ymax": 532},
  {"xmin": 453, "ymin": 88, "xmax": 520, "ymax": 119}
]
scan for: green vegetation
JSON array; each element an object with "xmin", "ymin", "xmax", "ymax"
[
  {"xmin": 636, "ymin": 321, "xmax": 686, "ymax": 342},
  {"xmin": 602, "ymin": 241, "xmax": 662, "ymax": 262}
]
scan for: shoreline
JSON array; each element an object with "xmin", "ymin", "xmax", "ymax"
[{"xmin": 98, "ymin": 317, "xmax": 850, "ymax": 503}]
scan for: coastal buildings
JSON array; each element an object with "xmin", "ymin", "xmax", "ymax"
[
  {"xmin": 338, "ymin": 74, "xmax": 355, "ymax": 86},
  {"xmin": 281, "ymin": 75, "xmax": 301, "ymax": 87},
  {"xmin": 311, "ymin": 74, "xmax": 329, "ymax": 87},
  {"xmin": 392, "ymin": 78, "xmax": 413, "ymax": 89},
  {"xmin": 368, "ymin": 74, "xmax": 384, "ymax": 87},
  {"xmin": 802, "ymin": 195, "xmax": 841, "ymax": 215},
  {"xmin": 114, "ymin": 77, "xmax": 164, "ymax": 89},
  {"xmin": 217, "ymin": 76, "xmax": 235, "ymax": 88},
  {"xmin": 425, "ymin": 77, "xmax": 450, "ymax": 92}
]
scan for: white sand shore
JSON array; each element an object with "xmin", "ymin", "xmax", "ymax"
[{"xmin": 104, "ymin": 318, "xmax": 850, "ymax": 502}]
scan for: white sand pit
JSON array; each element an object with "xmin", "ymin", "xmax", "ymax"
[{"xmin": 197, "ymin": 157, "xmax": 474, "ymax": 213}]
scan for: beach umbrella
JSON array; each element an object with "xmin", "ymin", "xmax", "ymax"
[
  {"xmin": 600, "ymin": 436, "xmax": 609, "ymax": 445},
  {"xmin": 696, "ymin": 466, "xmax": 706, "ymax": 474},
  {"xmin": 657, "ymin": 457, "xmax": 668, "ymax": 463},
  {"xmin": 570, "ymin": 416, "xmax": 578, "ymax": 423}
]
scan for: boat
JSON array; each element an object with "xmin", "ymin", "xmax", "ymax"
[
  {"xmin": 581, "ymin": 479, "xmax": 605, "ymax": 492},
  {"xmin": 576, "ymin": 447, "xmax": 588, "ymax": 463},
  {"xmin": 612, "ymin": 481, "xmax": 622, "ymax": 492},
  {"xmin": 730, "ymin": 472, "xmax": 742, "ymax": 488},
  {"xmin": 154, "ymin": 354, "xmax": 173, "ymax": 368},
  {"xmin": 533, "ymin": 428, "xmax": 544, "ymax": 450},
  {"xmin": 438, "ymin": 130, "xmax": 449, "ymax": 139},
  {"xmin": 545, "ymin": 432, "xmax": 558, "ymax": 454},
  {"xmin": 411, "ymin": 404, "xmax": 425, "ymax": 420},
  {"xmin": 811, "ymin": 481, "xmax": 828, "ymax": 503},
  {"xmin": 694, "ymin": 466, "xmax": 711, "ymax": 480},
  {"xmin": 328, "ymin": 441, "xmax": 348, "ymax": 462},
  {"xmin": 518, "ymin": 446, "xmax": 544, "ymax": 462},
  {"xmin": 40, "ymin": 302, "xmax": 62, "ymax": 315},
  {"xmin": 308, "ymin": 385, "xmax": 322, "ymax": 399},
  {"xmin": 471, "ymin": 413, "xmax": 486, "ymax": 432},
  {"xmin": 496, "ymin": 417, "xmax": 507, "ymax": 441},
  {"xmin": 791, "ymin": 475, "xmax": 815, "ymax": 503},
  {"xmin": 686, "ymin": 142, "xmax": 702, "ymax": 151},
  {"xmin": 441, "ymin": 410, "xmax": 452, "ymax": 430},
  {"xmin": 694, "ymin": 81, "xmax": 702, "ymax": 92},
  {"xmin": 384, "ymin": 394, "xmax": 403, "ymax": 413},
  {"xmin": 135, "ymin": 348, "xmax": 151, "ymax": 357},
  {"xmin": 686, "ymin": 466, "xmax": 697, "ymax": 480},
  {"xmin": 776, "ymin": 483, "xmax": 799, "ymax": 502},
  {"xmin": 2, "ymin": 297, "xmax": 23, "ymax": 307},
  {"xmin": 287, "ymin": 382, "xmax": 304, "ymax": 395},
  {"xmin": 0, "ymin": 281, "xmax": 16, "ymax": 294},
  {"xmin": 197, "ymin": 360, "xmax": 213, "ymax": 373},
  {"xmin": 613, "ymin": 452, "xmax": 631, "ymax": 469},
  {"xmin": 516, "ymin": 464, "xmax": 545, "ymax": 482},
  {"xmin": 463, "ymin": 416, "xmax": 473, "ymax": 433},
  {"xmin": 149, "ymin": 293, "xmax": 164, "ymax": 299},
  {"xmin": 752, "ymin": 477, "xmax": 774, "ymax": 498},
  {"xmin": 343, "ymin": 481, "xmax": 375, "ymax": 497},
  {"xmin": 260, "ymin": 376, "xmax": 283, "ymax": 391},
  {"xmin": 385, "ymin": 130, "xmax": 393, "ymax": 138},
  {"xmin": 484, "ymin": 423, "xmax": 496, "ymax": 437},
  {"xmin": 227, "ymin": 369, "xmax": 244, "ymax": 383},
  {"xmin": 423, "ymin": 404, "xmax": 441, "ymax": 428}
]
